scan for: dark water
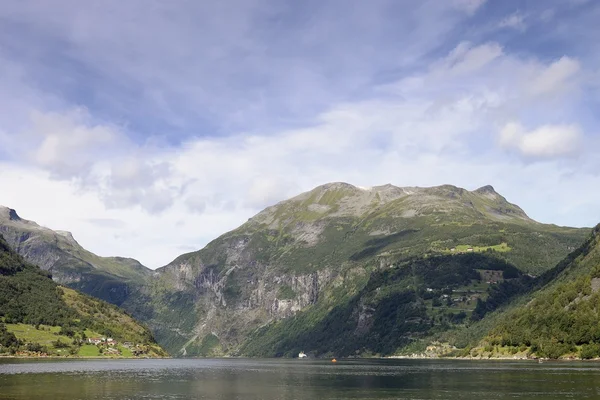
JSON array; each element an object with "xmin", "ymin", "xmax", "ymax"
[{"xmin": 1, "ymin": 358, "xmax": 600, "ymax": 399}]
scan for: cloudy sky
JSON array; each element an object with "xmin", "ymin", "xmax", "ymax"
[{"xmin": 0, "ymin": 0, "xmax": 599, "ymax": 268}]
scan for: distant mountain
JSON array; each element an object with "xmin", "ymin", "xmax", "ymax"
[
  {"xmin": 141, "ymin": 183, "xmax": 589, "ymax": 356},
  {"xmin": 0, "ymin": 206, "xmax": 151, "ymax": 305},
  {"xmin": 0, "ymin": 234, "xmax": 166, "ymax": 357},
  {"xmin": 474, "ymin": 224, "xmax": 600, "ymax": 359},
  {"xmin": 1, "ymin": 183, "xmax": 590, "ymax": 358}
]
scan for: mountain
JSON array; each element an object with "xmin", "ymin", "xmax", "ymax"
[
  {"xmin": 0, "ymin": 234, "xmax": 166, "ymax": 357},
  {"xmin": 133, "ymin": 183, "xmax": 589, "ymax": 356},
  {"xmin": 473, "ymin": 224, "xmax": 600, "ymax": 359},
  {"xmin": 0, "ymin": 183, "xmax": 590, "ymax": 357},
  {"xmin": 0, "ymin": 206, "xmax": 152, "ymax": 305}
]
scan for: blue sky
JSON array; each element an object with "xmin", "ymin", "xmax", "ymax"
[{"xmin": 0, "ymin": 0, "xmax": 599, "ymax": 268}]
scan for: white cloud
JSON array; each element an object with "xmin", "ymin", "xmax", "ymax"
[
  {"xmin": 453, "ymin": 0, "xmax": 487, "ymax": 15},
  {"xmin": 28, "ymin": 109, "xmax": 123, "ymax": 179},
  {"xmin": 246, "ymin": 177, "xmax": 296, "ymax": 209},
  {"xmin": 499, "ymin": 12, "xmax": 527, "ymax": 32},
  {"xmin": 15, "ymin": 110, "xmax": 184, "ymax": 214},
  {"xmin": 436, "ymin": 42, "xmax": 503, "ymax": 76},
  {"xmin": 499, "ymin": 122, "xmax": 583, "ymax": 158},
  {"xmin": 526, "ymin": 56, "xmax": 581, "ymax": 97},
  {"xmin": 0, "ymin": 163, "xmax": 254, "ymax": 268}
]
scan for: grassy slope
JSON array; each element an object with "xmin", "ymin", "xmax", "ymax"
[
  {"xmin": 0, "ymin": 234, "xmax": 166, "ymax": 357},
  {"xmin": 4, "ymin": 323, "xmax": 153, "ymax": 357}
]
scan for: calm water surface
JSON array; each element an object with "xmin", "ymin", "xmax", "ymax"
[{"xmin": 1, "ymin": 358, "xmax": 600, "ymax": 399}]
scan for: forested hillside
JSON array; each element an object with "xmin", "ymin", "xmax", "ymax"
[
  {"xmin": 473, "ymin": 225, "xmax": 600, "ymax": 359},
  {"xmin": 0, "ymin": 234, "xmax": 166, "ymax": 357}
]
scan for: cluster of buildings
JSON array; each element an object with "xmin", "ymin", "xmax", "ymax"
[
  {"xmin": 450, "ymin": 247, "xmax": 474, "ymax": 252},
  {"xmin": 87, "ymin": 337, "xmax": 117, "ymax": 346},
  {"xmin": 86, "ymin": 337, "xmax": 141, "ymax": 355},
  {"xmin": 87, "ymin": 337, "xmax": 138, "ymax": 350}
]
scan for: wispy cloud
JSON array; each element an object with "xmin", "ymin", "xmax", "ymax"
[
  {"xmin": 498, "ymin": 12, "xmax": 527, "ymax": 31},
  {"xmin": 453, "ymin": 0, "xmax": 487, "ymax": 15}
]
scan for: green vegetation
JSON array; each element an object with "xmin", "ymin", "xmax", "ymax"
[
  {"xmin": 0, "ymin": 247, "xmax": 78, "ymax": 327},
  {"xmin": 278, "ymin": 285, "xmax": 296, "ymax": 299},
  {"xmin": 440, "ymin": 243, "xmax": 511, "ymax": 254},
  {"xmin": 77, "ymin": 344, "xmax": 100, "ymax": 356},
  {"xmin": 478, "ymin": 225, "xmax": 600, "ymax": 359},
  {"xmin": 0, "ymin": 234, "xmax": 167, "ymax": 357},
  {"xmin": 241, "ymin": 253, "xmax": 524, "ymax": 357},
  {"xmin": 0, "ymin": 322, "xmax": 18, "ymax": 350},
  {"xmin": 197, "ymin": 334, "xmax": 221, "ymax": 356}
]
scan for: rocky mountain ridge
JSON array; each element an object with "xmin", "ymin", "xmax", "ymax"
[
  {"xmin": 147, "ymin": 183, "xmax": 587, "ymax": 356},
  {"xmin": 0, "ymin": 183, "xmax": 591, "ymax": 356},
  {"xmin": 248, "ymin": 182, "xmax": 532, "ymax": 230},
  {"xmin": 0, "ymin": 206, "xmax": 151, "ymax": 305}
]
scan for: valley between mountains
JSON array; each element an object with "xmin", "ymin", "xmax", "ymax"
[{"xmin": 1, "ymin": 182, "xmax": 597, "ymax": 360}]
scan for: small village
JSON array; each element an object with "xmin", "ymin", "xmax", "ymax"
[{"xmin": 84, "ymin": 337, "xmax": 148, "ymax": 356}]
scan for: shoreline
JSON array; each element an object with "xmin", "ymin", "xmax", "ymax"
[
  {"xmin": 0, "ymin": 355, "xmax": 170, "ymax": 360},
  {"xmin": 2, "ymin": 354, "xmax": 597, "ymax": 362},
  {"xmin": 386, "ymin": 355, "xmax": 600, "ymax": 362}
]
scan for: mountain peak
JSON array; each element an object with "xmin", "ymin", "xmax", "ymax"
[
  {"xmin": 248, "ymin": 181, "xmax": 535, "ymax": 231},
  {"xmin": 56, "ymin": 230, "xmax": 79, "ymax": 246},
  {"xmin": 0, "ymin": 206, "xmax": 22, "ymax": 222},
  {"xmin": 474, "ymin": 185, "xmax": 498, "ymax": 195},
  {"xmin": 314, "ymin": 182, "xmax": 359, "ymax": 192}
]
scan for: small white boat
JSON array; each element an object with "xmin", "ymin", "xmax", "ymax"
[{"xmin": 298, "ymin": 351, "xmax": 307, "ymax": 358}]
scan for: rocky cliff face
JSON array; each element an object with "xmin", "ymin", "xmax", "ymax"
[{"xmin": 143, "ymin": 229, "xmax": 343, "ymax": 355}]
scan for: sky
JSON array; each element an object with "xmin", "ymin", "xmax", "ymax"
[{"xmin": 0, "ymin": 0, "xmax": 599, "ymax": 268}]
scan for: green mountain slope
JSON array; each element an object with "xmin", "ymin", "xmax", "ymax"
[
  {"xmin": 169, "ymin": 183, "xmax": 583, "ymax": 275},
  {"xmin": 476, "ymin": 224, "xmax": 600, "ymax": 359},
  {"xmin": 0, "ymin": 206, "xmax": 151, "ymax": 305},
  {"xmin": 135, "ymin": 183, "xmax": 589, "ymax": 356},
  {"xmin": 0, "ymin": 234, "xmax": 166, "ymax": 357},
  {"xmin": 1, "ymin": 184, "xmax": 590, "ymax": 358},
  {"xmin": 240, "ymin": 253, "xmax": 526, "ymax": 357}
]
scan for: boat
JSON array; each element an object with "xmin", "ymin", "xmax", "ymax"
[{"xmin": 298, "ymin": 351, "xmax": 307, "ymax": 358}]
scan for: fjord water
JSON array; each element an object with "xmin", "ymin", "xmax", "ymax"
[{"xmin": 1, "ymin": 359, "xmax": 600, "ymax": 399}]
